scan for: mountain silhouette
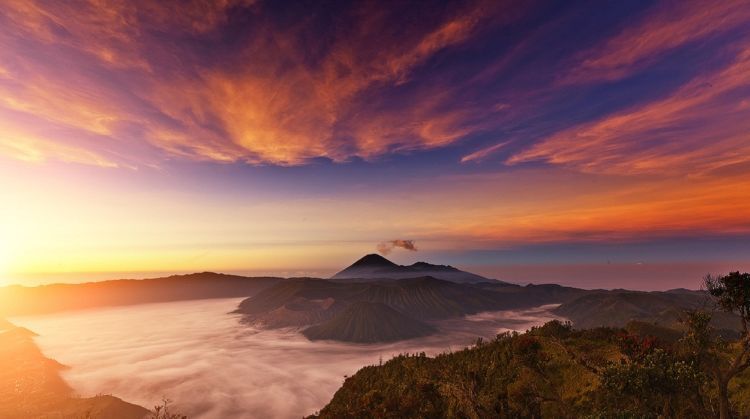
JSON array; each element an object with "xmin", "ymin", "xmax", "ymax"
[
  {"xmin": 332, "ymin": 254, "xmax": 495, "ymax": 284},
  {"xmin": 0, "ymin": 272, "xmax": 280, "ymax": 317},
  {"xmin": 236, "ymin": 275, "xmax": 585, "ymax": 342},
  {"xmin": 347, "ymin": 254, "xmax": 399, "ymax": 269}
]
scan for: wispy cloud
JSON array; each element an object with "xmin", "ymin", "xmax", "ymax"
[
  {"xmin": 1, "ymin": 0, "xmax": 253, "ymax": 69},
  {"xmin": 432, "ymin": 173, "xmax": 750, "ymax": 245},
  {"xmin": 0, "ymin": 0, "xmax": 519, "ymax": 167},
  {"xmin": 461, "ymin": 141, "xmax": 511, "ymax": 163},
  {"xmin": 563, "ymin": 0, "xmax": 750, "ymax": 84},
  {"xmin": 509, "ymin": 44, "xmax": 750, "ymax": 175},
  {"xmin": 0, "ymin": 121, "xmax": 119, "ymax": 167}
]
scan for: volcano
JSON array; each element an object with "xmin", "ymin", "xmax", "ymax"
[{"xmin": 331, "ymin": 254, "xmax": 495, "ymax": 284}]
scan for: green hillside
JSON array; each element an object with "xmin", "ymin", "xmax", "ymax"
[{"xmin": 311, "ymin": 319, "xmax": 750, "ymax": 418}]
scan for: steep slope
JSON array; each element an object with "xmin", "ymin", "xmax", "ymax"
[
  {"xmin": 309, "ymin": 320, "xmax": 750, "ymax": 418},
  {"xmin": 244, "ymin": 296, "xmax": 347, "ymax": 328},
  {"xmin": 236, "ymin": 279, "xmax": 354, "ymax": 315},
  {"xmin": 237, "ymin": 276, "xmax": 514, "ymax": 326},
  {"xmin": 353, "ymin": 277, "xmax": 510, "ymax": 319},
  {"xmin": 332, "ymin": 254, "xmax": 495, "ymax": 284},
  {"xmin": 303, "ymin": 302, "xmax": 435, "ymax": 343},
  {"xmin": 343, "ymin": 254, "xmax": 399, "ymax": 270},
  {"xmin": 308, "ymin": 324, "xmax": 614, "ymax": 418}
]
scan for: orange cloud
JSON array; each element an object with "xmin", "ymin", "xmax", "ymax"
[
  {"xmin": 509, "ymin": 44, "xmax": 750, "ymax": 175},
  {"xmin": 3, "ymin": 0, "xmax": 145, "ymax": 69},
  {"xmin": 148, "ymin": 69, "xmax": 336, "ymax": 165},
  {"xmin": 564, "ymin": 0, "xmax": 750, "ymax": 83},
  {"xmin": 379, "ymin": 3, "xmax": 490, "ymax": 85},
  {"xmin": 0, "ymin": 0, "xmax": 514, "ymax": 167},
  {"xmin": 419, "ymin": 172, "xmax": 750, "ymax": 246},
  {"xmin": 139, "ymin": 1, "xmax": 512, "ymax": 165},
  {"xmin": 3, "ymin": 162, "xmax": 748, "ymax": 277},
  {"xmin": 147, "ymin": 70, "xmax": 484, "ymax": 165}
]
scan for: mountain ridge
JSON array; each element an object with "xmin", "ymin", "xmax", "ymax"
[
  {"xmin": 236, "ymin": 274, "xmax": 586, "ymax": 342},
  {"xmin": 0, "ymin": 272, "xmax": 281, "ymax": 317},
  {"xmin": 331, "ymin": 254, "xmax": 497, "ymax": 284},
  {"xmin": 553, "ymin": 289, "xmax": 741, "ymax": 335}
]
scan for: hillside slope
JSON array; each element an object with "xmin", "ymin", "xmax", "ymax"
[
  {"xmin": 236, "ymin": 276, "xmax": 585, "ymax": 342},
  {"xmin": 0, "ymin": 322, "xmax": 149, "ymax": 419},
  {"xmin": 310, "ymin": 320, "xmax": 750, "ymax": 418},
  {"xmin": 303, "ymin": 301, "xmax": 435, "ymax": 343},
  {"xmin": 554, "ymin": 290, "xmax": 740, "ymax": 334},
  {"xmin": 237, "ymin": 277, "xmax": 582, "ymax": 323}
]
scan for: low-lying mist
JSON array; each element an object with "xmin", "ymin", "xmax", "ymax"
[{"xmin": 12, "ymin": 299, "xmax": 561, "ymax": 418}]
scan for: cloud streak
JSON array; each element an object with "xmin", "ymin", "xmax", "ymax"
[
  {"xmin": 563, "ymin": 0, "xmax": 750, "ymax": 84},
  {"xmin": 461, "ymin": 141, "xmax": 511, "ymax": 163},
  {"xmin": 509, "ymin": 43, "xmax": 750, "ymax": 175}
]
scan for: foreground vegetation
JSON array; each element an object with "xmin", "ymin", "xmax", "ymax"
[{"xmin": 313, "ymin": 272, "xmax": 750, "ymax": 418}]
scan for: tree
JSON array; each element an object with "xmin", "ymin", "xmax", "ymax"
[
  {"xmin": 704, "ymin": 272, "xmax": 750, "ymax": 419},
  {"xmin": 598, "ymin": 331, "xmax": 706, "ymax": 417},
  {"xmin": 149, "ymin": 398, "xmax": 187, "ymax": 419}
]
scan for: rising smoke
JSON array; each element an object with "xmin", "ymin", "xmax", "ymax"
[{"xmin": 376, "ymin": 239, "xmax": 417, "ymax": 255}]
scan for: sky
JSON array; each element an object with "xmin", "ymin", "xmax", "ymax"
[{"xmin": 1, "ymin": 0, "xmax": 749, "ymax": 289}]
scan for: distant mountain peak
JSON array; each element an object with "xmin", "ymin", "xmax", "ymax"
[
  {"xmin": 332, "ymin": 254, "xmax": 497, "ymax": 284},
  {"xmin": 348, "ymin": 254, "xmax": 398, "ymax": 268}
]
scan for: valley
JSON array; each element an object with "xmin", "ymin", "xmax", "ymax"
[{"xmin": 2, "ymin": 255, "xmax": 744, "ymax": 418}]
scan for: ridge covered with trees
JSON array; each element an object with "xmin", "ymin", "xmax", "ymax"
[{"xmin": 311, "ymin": 272, "xmax": 750, "ymax": 418}]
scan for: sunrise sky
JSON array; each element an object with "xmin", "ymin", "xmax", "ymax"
[{"xmin": 1, "ymin": 0, "xmax": 749, "ymax": 289}]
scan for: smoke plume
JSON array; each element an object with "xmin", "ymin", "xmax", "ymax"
[{"xmin": 377, "ymin": 239, "xmax": 417, "ymax": 255}]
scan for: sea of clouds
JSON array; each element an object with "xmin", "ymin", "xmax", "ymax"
[{"xmin": 13, "ymin": 298, "xmax": 561, "ymax": 418}]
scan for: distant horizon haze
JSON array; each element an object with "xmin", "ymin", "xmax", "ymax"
[{"xmin": 3, "ymin": 258, "xmax": 749, "ymax": 291}]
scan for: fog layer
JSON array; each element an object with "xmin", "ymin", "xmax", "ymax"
[{"xmin": 13, "ymin": 299, "xmax": 560, "ymax": 418}]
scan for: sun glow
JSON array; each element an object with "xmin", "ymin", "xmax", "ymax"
[
  {"xmin": 0, "ymin": 238, "xmax": 11, "ymax": 281},
  {"xmin": 0, "ymin": 0, "xmax": 747, "ymax": 287}
]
